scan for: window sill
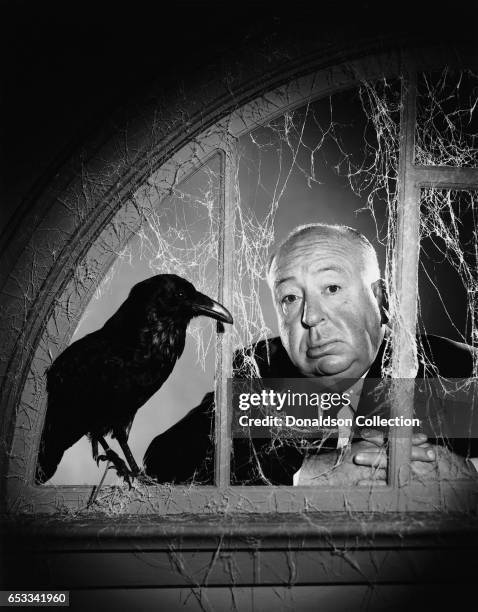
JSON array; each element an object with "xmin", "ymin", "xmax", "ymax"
[{"xmin": 2, "ymin": 511, "xmax": 478, "ymax": 550}]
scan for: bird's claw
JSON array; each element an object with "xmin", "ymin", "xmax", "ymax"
[
  {"xmin": 97, "ymin": 450, "xmax": 133, "ymax": 488},
  {"xmin": 131, "ymin": 469, "xmax": 155, "ymax": 485}
]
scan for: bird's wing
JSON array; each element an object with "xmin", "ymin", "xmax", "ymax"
[
  {"xmin": 36, "ymin": 317, "xmax": 185, "ymax": 484},
  {"xmin": 36, "ymin": 330, "xmax": 141, "ymax": 483}
]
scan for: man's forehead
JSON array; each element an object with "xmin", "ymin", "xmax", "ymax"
[{"xmin": 272, "ymin": 234, "xmax": 359, "ymax": 277}]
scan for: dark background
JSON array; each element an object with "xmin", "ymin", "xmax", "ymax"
[{"xmin": 3, "ymin": 0, "xmax": 478, "ymax": 234}]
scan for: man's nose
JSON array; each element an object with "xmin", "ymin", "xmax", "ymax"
[{"xmin": 301, "ymin": 298, "xmax": 326, "ymax": 328}]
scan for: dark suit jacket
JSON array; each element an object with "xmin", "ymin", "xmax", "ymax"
[{"xmin": 143, "ymin": 334, "xmax": 477, "ymax": 485}]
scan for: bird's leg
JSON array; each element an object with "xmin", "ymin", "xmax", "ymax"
[
  {"xmin": 96, "ymin": 436, "xmax": 133, "ymax": 487},
  {"xmin": 114, "ymin": 429, "xmax": 141, "ymax": 476},
  {"xmin": 115, "ymin": 429, "xmax": 152, "ymax": 484}
]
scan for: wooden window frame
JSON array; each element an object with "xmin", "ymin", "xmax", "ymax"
[
  {"xmin": 390, "ymin": 69, "xmax": 478, "ymax": 488},
  {"xmin": 2, "ymin": 50, "xmax": 477, "ymax": 517}
]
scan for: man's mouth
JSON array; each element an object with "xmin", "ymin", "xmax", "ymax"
[{"xmin": 306, "ymin": 340, "xmax": 342, "ymax": 359}]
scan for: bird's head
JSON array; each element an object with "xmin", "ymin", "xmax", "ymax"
[{"xmin": 129, "ymin": 274, "xmax": 233, "ymax": 326}]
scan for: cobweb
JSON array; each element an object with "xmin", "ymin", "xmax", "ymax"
[
  {"xmin": 227, "ymin": 70, "xmax": 478, "ymax": 484},
  {"xmin": 231, "ymin": 80, "xmax": 398, "ymax": 375},
  {"xmin": 415, "ymin": 69, "xmax": 478, "ymax": 168},
  {"xmin": 48, "ymin": 157, "xmax": 222, "ymax": 486},
  {"xmin": 415, "ymin": 70, "xmax": 478, "ymax": 379},
  {"xmin": 101, "ymin": 157, "xmax": 222, "ymax": 366},
  {"xmin": 227, "ymin": 79, "xmax": 399, "ymax": 478},
  {"xmin": 50, "ymin": 68, "xmax": 477, "ymax": 497}
]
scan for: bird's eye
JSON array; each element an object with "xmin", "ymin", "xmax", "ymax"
[
  {"xmin": 177, "ymin": 291, "xmax": 185, "ymax": 299},
  {"xmin": 326, "ymin": 285, "xmax": 341, "ymax": 294}
]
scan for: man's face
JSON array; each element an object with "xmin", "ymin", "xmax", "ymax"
[{"xmin": 269, "ymin": 234, "xmax": 384, "ymax": 382}]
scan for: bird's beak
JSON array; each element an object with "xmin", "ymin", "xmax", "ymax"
[{"xmin": 192, "ymin": 292, "xmax": 233, "ymax": 324}]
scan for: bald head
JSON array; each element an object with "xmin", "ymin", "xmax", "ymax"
[
  {"xmin": 268, "ymin": 224, "xmax": 381, "ymax": 286},
  {"xmin": 267, "ymin": 223, "xmax": 386, "ymax": 381}
]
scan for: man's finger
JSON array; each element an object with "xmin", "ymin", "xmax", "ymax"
[
  {"xmin": 355, "ymin": 444, "xmax": 435, "ymax": 465},
  {"xmin": 412, "ymin": 432, "xmax": 428, "ymax": 445},
  {"xmin": 354, "ymin": 450, "xmax": 387, "ymax": 468},
  {"xmin": 411, "ymin": 444, "xmax": 436, "ymax": 462},
  {"xmin": 360, "ymin": 431, "xmax": 427, "ymax": 446}
]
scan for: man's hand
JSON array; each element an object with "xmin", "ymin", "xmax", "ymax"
[
  {"xmin": 295, "ymin": 429, "xmax": 474, "ymax": 486},
  {"xmin": 353, "ymin": 429, "xmax": 436, "ymax": 485},
  {"xmin": 295, "ymin": 439, "xmax": 386, "ymax": 486}
]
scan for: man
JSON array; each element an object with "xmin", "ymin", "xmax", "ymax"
[
  {"xmin": 265, "ymin": 223, "xmax": 476, "ymax": 485},
  {"xmin": 143, "ymin": 224, "xmax": 477, "ymax": 485}
]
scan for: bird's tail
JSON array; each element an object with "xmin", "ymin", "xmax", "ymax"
[
  {"xmin": 34, "ymin": 395, "xmax": 84, "ymax": 484},
  {"xmin": 35, "ymin": 432, "xmax": 65, "ymax": 484}
]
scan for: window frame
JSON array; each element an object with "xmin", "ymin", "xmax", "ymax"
[
  {"xmin": 2, "ymin": 48, "xmax": 478, "ymax": 516},
  {"xmin": 389, "ymin": 68, "xmax": 478, "ymax": 486}
]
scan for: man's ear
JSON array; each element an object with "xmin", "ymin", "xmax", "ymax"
[{"xmin": 371, "ymin": 278, "xmax": 389, "ymax": 325}]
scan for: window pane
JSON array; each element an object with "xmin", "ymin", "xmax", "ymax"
[
  {"xmin": 40, "ymin": 156, "xmax": 221, "ymax": 486},
  {"xmin": 230, "ymin": 84, "xmax": 399, "ymax": 485},
  {"xmin": 415, "ymin": 70, "xmax": 478, "ymax": 168},
  {"xmin": 419, "ymin": 189, "xmax": 478, "ymax": 350},
  {"xmin": 413, "ymin": 188, "xmax": 478, "ymax": 461}
]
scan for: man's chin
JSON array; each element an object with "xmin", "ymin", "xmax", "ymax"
[{"xmin": 307, "ymin": 356, "xmax": 354, "ymax": 378}]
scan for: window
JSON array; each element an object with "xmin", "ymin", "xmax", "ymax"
[
  {"xmin": 47, "ymin": 156, "xmax": 221, "ymax": 486},
  {"xmin": 2, "ymin": 50, "xmax": 477, "ymax": 515}
]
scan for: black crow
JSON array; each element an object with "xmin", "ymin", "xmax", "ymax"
[{"xmin": 35, "ymin": 274, "xmax": 233, "ymax": 484}]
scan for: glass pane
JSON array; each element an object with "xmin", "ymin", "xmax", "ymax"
[
  {"xmin": 415, "ymin": 70, "xmax": 478, "ymax": 167},
  {"xmin": 230, "ymin": 83, "xmax": 400, "ymax": 485},
  {"xmin": 414, "ymin": 188, "xmax": 478, "ymax": 464},
  {"xmin": 38, "ymin": 155, "xmax": 222, "ymax": 486},
  {"xmin": 419, "ymin": 189, "xmax": 478, "ymax": 349}
]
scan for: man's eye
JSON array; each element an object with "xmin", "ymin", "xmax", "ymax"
[
  {"xmin": 280, "ymin": 294, "xmax": 301, "ymax": 315},
  {"xmin": 281, "ymin": 295, "xmax": 299, "ymax": 304},
  {"xmin": 326, "ymin": 285, "xmax": 341, "ymax": 294}
]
